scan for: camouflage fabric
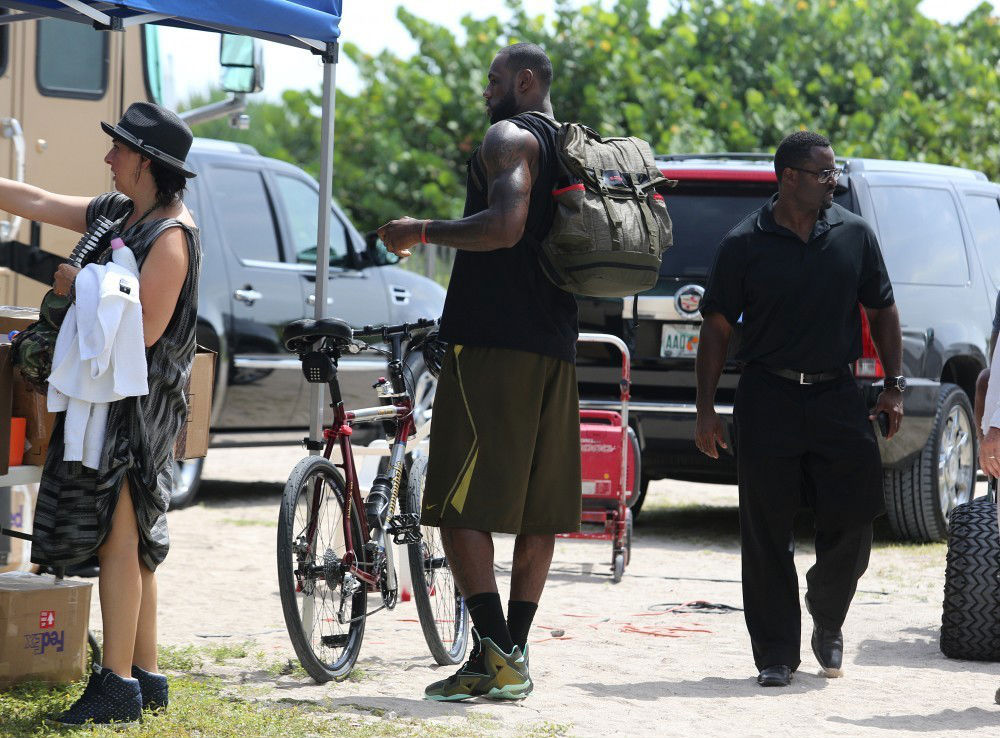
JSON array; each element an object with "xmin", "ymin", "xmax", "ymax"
[
  {"xmin": 11, "ymin": 290, "xmax": 72, "ymax": 394},
  {"xmin": 11, "ymin": 211, "xmax": 127, "ymax": 394}
]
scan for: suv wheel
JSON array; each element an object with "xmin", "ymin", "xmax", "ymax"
[
  {"xmin": 170, "ymin": 457, "xmax": 205, "ymax": 510},
  {"xmin": 883, "ymin": 383, "xmax": 977, "ymax": 542}
]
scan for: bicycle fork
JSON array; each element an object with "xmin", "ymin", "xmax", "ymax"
[{"xmin": 367, "ymin": 440, "xmax": 408, "ymax": 598}]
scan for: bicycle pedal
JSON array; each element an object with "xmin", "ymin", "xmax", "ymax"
[
  {"xmin": 321, "ymin": 633, "xmax": 350, "ymax": 648},
  {"xmin": 387, "ymin": 514, "xmax": 422, "ymax": 544},
  {"xmin": 392, "ymin": 529, "xmax": 422, "ymax": 545}
]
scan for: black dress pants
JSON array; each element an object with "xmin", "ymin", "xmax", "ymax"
[{"xmin": 734, "ymin": 366, "xmax": 883, "ymax": 671}]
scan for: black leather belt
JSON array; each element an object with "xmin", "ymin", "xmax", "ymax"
[{"xmin": 762, "ymin": 366, "xmax": 848, "ymax": 385}]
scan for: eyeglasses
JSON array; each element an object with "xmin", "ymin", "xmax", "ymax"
[{"xmin": 788, "ymin": 166, "xmax": 844, "ymax": 184}]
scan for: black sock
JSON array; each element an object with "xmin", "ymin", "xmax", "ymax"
[
  {"xmin": 506, "ymin": 600, "xmax": 538, "ymax": 652},
  {"xmin": 466, "ymin": 592, "xmax": 514, "ymax": 658}
]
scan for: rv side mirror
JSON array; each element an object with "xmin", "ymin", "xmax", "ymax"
[
  {"xmin": 219, "ymin": 34, "xmax": 264, "ymax": 94},
  {"xmin": 365, "ymin": 231, "xmax": 399, "ymax": 266}
]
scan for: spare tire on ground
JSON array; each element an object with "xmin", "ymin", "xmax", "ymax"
[{"xmin": 940, "ymin": 492, "xmax": 1000, "ymax": 661}]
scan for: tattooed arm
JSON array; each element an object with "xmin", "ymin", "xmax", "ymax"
[{"xmin": 377, "ymin": 120, "xmax": 538, "ymax": 255}]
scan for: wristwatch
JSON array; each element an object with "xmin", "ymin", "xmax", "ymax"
[{"xmin": 883, "ymin": 376, "xmax": 907, "ymax": 392}]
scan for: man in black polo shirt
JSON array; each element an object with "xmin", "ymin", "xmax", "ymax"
[{"xmin": 695, "ymin": 131, "xmax": 904, "ymax": 687}]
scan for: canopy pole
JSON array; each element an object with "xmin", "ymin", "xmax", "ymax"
[{"xmin": 310, "ymin": 42, "xmax": 339, "ymax": 452}]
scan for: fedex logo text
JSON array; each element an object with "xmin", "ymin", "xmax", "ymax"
[{"xmin": 24, "ymin": 630, "xmax": 65, "ymax": 655}]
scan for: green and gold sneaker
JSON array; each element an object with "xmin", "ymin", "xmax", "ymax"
[{"xmin": 424, "ymin": 629, "xmax": 531, "ymax": 702}]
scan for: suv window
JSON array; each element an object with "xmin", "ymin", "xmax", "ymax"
[
  {"xmin": 658, "ymin": 183, "xmax": 852, "ymax": 279},
  {"xmin": 210, "ymin": 167, "xmax": 283, "ymax": 262},
  {"xmin": 870, "ymin": 186, "xmax": 968, "ymax": 286},
  {"xmin": 963, "ymin": 195, "xmax": 1000, "ymax": 289},
  {"xmin": 274, "ymin": 174, "xmax": 350, "ymax": 268},
  {"xmin": 36, "ymin": 18, "xmax": 108, "ymax": 99}
]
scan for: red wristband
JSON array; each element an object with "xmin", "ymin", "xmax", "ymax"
[{"xmin": 420, "ymin": 220, "xmax": 429, "ymax": 245}]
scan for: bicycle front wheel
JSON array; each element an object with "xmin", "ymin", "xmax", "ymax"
[
  {"xmin": 277, "ymin": 456, "xmax": 367, "ymax": 682},
  {"xmin": 404, "ymin": 453, "xmax": 469, "ymax": 665}
]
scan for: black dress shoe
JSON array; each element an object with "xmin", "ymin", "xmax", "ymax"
[
  {"xmin": 757, "ymin": 665, "xmax": 793, "ymax": 687},
  {"xmin": 811, "ymin": 623, "xmax": 844, "ymax": 678}
]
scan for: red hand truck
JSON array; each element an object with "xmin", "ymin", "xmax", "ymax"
[{"xmin": 559, "ymin": 332, "xmax": 640, "ymax": 583}]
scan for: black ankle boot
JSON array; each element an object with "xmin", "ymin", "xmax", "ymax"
[
  {"xmin": 49, "ymin": 666, "xmax": 142, "ymax": 725},
  {"xmin": 132, "ymin": 664, "xmax": 169, "ymax": 712}
]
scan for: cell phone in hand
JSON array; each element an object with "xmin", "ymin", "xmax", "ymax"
[{"xmin": 877, "ymin": 411, "xmax": 890, "ymax": 438}]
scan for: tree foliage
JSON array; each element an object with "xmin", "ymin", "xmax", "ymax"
[{"xmin": 190, "ymin": 0, "xmax": 1000, "ymax": 232}]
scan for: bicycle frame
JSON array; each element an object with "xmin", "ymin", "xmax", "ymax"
[{"xmin": 304, "ymin": 350, "xmax": 415, "ymax": 594}]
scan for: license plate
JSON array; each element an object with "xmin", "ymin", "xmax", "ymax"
[{"xmin": 660, "ymin": 324, "xmax": 699, "ymax": 358}]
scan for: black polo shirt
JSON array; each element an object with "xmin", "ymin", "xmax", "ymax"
[{"xmin": 700, "ymin": 195, "xmax": 894, "ymax": 372}]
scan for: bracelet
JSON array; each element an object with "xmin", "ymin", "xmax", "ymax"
[{"xmin": 420, "ymin": 220, "xmax": 429, "ymax": 245}]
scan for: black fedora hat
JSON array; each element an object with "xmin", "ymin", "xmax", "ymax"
[{"xmin": 101, "ymin": 102, "xmax": 196, "ymax": 178}]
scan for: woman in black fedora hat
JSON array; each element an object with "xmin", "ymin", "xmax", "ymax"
[{"xmin": 0, "ymin": 101, "xmax": 201, "ymax": 724}]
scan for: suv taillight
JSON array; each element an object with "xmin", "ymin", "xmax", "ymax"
[{"xmin": 854, "ymin": 306, "xmax": 884, "ymax": 379}]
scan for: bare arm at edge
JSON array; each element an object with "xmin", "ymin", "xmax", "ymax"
[
  {"xmin": 377, "ymin": 120, "xmax": 537, "ymax": 255},
  {"xmin": 974, "ymin": 329, "xmax": 997, "ymax": 440},
  {"xmin": 0, "ymin": 177, "xmax": 91, "ymax": 234},
  {"xmin": 694, "ymin": 312, "xmax": 733, "ymax": 459},
  {"xmin": 978, "ymin": 329, "xmax": 1000, "ymax": 477}
]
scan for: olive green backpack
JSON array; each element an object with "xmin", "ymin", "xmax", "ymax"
[{"xmin": 531, "ymin": 113, "xmax": 674, "ymax": 298}]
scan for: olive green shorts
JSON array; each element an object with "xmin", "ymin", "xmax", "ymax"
[{"xmin": 422, "ymin": 344, "xmax": 582, "ymax": 535}]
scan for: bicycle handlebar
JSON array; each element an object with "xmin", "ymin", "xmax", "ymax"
[{"xmin": 353, "ymin": 318, "xmax": 438, "ymax": 343}]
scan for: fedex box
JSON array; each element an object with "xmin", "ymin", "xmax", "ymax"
[
  {"xmin": 0, "ymin": 485, "xmax": 36, "ymax": 574},
  {"xmin": 0, "ymin": 572, "xmax": 92, "ymax": 689}
]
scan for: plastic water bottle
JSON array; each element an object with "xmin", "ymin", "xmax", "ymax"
[{"xmin": 110, "ymin": 237, "xmax": 139, "ymax": 277}]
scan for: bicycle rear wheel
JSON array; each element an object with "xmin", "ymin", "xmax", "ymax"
[
  {"xmin": 277, "ymin": 456, "xmax": 367, "ymax": 682},
  {"xmin": 404, "ymin": 453, "xmax": 469, "ymax": 665}
]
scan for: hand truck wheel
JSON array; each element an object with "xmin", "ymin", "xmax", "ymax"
[
  {"xmin": 612, "ymin": 552, "xmax": 625, "ymax": 583},
  {"xmin": 625, "ymin": 508, "xmax": 633, "ymax": 566}
]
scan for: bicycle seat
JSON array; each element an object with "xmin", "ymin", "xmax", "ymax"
[{"xmin": 282, "ymin": 318, "xmax": 353, "ymax": 353}]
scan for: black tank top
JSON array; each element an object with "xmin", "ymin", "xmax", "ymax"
[{"xmin": 438, "ymin": 112, "xmax": 579, "ymax": 363}]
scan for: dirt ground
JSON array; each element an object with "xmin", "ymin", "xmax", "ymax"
[{"xmin": 84, "ymin": 444, "xmax": 1000, "ymax": 738}]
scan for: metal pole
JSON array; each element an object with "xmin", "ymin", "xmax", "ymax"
[{"xmin": 309, "ymin": 47, "xmax": 338, "ymax": 452}]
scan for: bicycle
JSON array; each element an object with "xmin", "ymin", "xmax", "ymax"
[{"xmin": 277, "ymin": 316, "xmax": 469, "ymax": 682}]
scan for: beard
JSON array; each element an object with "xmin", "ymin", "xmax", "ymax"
[{"xmin": 488, "ymin": 88, "xmax": 519, "ymax": 124}]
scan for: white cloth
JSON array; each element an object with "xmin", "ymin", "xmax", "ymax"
[
  {"xmin": 48, "ymin": 259, "xmax": 147, "ymax": 468},
  {"xmin": 983, "ymin": 338, "xmax": 1000, "ymax": 436}
]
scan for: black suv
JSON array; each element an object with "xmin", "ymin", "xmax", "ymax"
[{"xmin": 576, "ymin": 154, "xmax": 1000, "ymax": 542}]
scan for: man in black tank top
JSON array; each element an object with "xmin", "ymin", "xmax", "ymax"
[{"xmin": 379, "ymin": 43, "xmax": 580, "ymax": 701}]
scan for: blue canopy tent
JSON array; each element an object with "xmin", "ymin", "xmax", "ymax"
[{"xmin": 0, "ymin": 0, "xmax": 343, "ymax": 444}]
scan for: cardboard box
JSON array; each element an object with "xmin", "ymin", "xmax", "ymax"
[
  {"xmin": 0, "ymin": 485, "xmax": 36, "ymax": 574},
  {"xmin": 174, "ymin": 347, "xmax": 216, "ymax": 460},
  {"xmin": 0, "ymin": 572, "xmax": 92, "ymax": 689}
]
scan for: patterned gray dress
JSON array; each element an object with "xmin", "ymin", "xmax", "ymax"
[{"xmin": 32, "ymin": 192, "xmax": 201, "ymax": 571}]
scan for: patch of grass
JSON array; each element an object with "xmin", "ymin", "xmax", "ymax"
[
  {"xmin": 221, "ymin": 518, "xmax": 276, "ymax": 527},
  {"xmin": 525, "ymin": 722, "xmax": 572, "ymax": 738},
  {"xmin": 157, "ymin": 644, "xmax": 201, "ymax": 671},
  {"xmin": 266, "ymin": 657, "xmax": 309, "ymax": 679},
  {"xmin": 1, "ymin": 673, "xmax": 574, "ymax": 738},
  {"xmin": 0, "ymin": 676, "xmax": 327, "ymax": 738},
  {"xmin": 208, "ymin": 641, "xmax": 253, "ymax": 664},
  {"xmin": 345, "ymin": 667, "xmax": 367, "ymax": 683}
]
